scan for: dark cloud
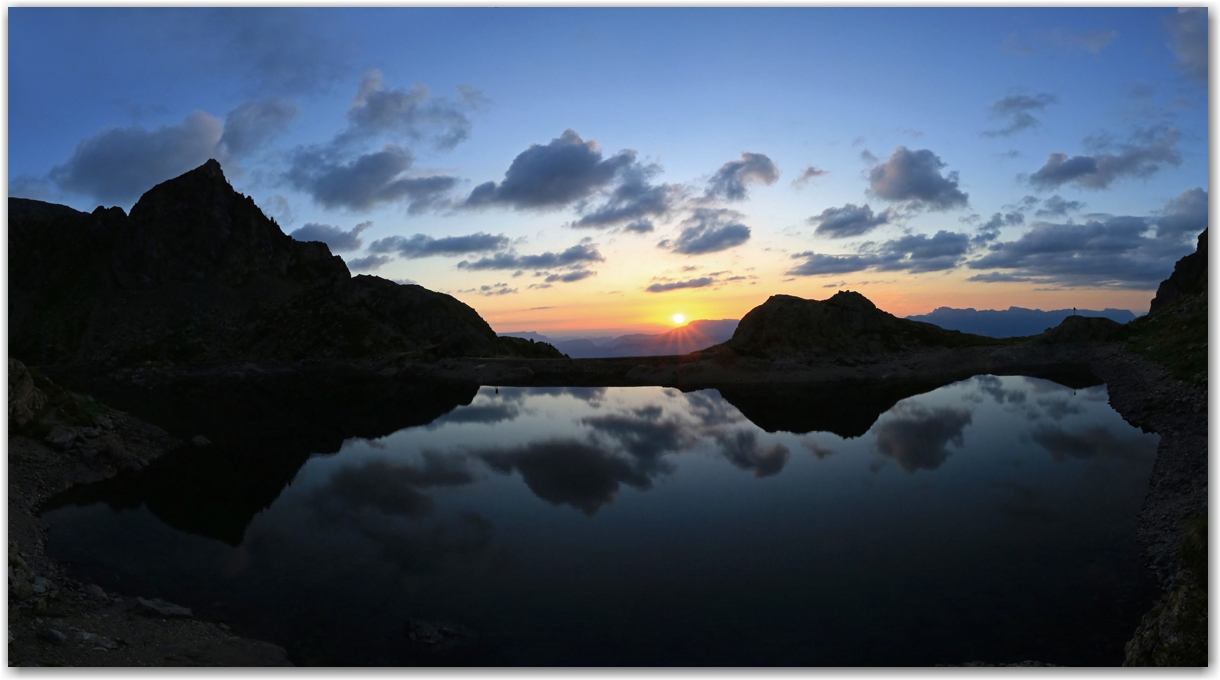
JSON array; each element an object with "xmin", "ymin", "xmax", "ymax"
[
  {"xmin": 1164, "ymin": 8, "xmax": 1207, "ymax": 85},
  {"xmin": 346, "ymin": 70, "xmax": 483, "ymax": 150},
  {"xmin": 872, "ymin": 404, "xmax": 973, "ymax": 473},
  {"xmin": 475, "ymin": 283, "xmax": 518, "ymax": 296},
  {"xmin": 478, "ymin": 440, "xmax": 653, "ymax": 516},
  {"xmin": 792, "ymin": 165, "xmax": 828, "ymax": 188},
  {"xmin": 1035, "ymin": 194, "xmax": 1086, "ymax": 218},
  {"xmin": 545, "ymin": 269, "xmax": 596, "ymax": 283},
  {"xmin": 369, "ymin": 232, "xmax": 509, "ymax": 259},
  {"xmin": 705, "ymin": 152, "xmax": 780, "ymax": 201},
  {"xmin": 717, "ymin": 430, "xmax": 790, "ymax": 478},
  {"xmin": 48, "ymin": 111, "xmax": 224, "ymax": 206},
  {"xmin": 624, "ymin": 220, "xmax": 656, "ymax": 233},
  {"xmin": 1030, "ymin": 423, "xmax": 1158, "ymax": 464},
  {"xmin": 660, "ymin": 208, "xmax": 751, "ymax": 255},
  {"xmin": 975, "ymin": 211, "xmax": 1025, "ymax": 243},
  {"xmin": 1027, "ymin": 128, "xmax": 1181, "ymax": 190},
  {"xmin": 289, "ymin": 220, "xmax": 372, "ymax": 252},
  {"xmin": 1002, "ymin": 27, "xmax": 1118, "ymax": 55},
  {"xmin": 873, "ymin": 231, "xmax": 972, "ymax": 273},
  {"xmin": 1155, "ymin": 187, "xmax": 1207, "ymax": 241},
  {"xmin": 457, "ymin": 242, "xmax": 604, "ymax": 271},
  {"xmin": 808, "ymin": 203, "xmax": 894, "ymax": 239},
  {"xmin": 645, "ymin": 277, "xmax": 714, "ymax": 293},
  {"xmin": 972, "ymin": 375, "xmax": 1028, "ymax": 405},
  {"xmin": 314, "ymin": 455, "xmax": 476, "ymax": 521},
  {"xmin": 346, "ymin": 255, "xmax": 392, "ymax": 272},
  {"xmin": 197, "ymin": 8, "xmax": 352, "ymax": 95},
  {"xmin": 463, "ymin": 129, "xmax": 633, "ymax": 210},
  {"xmin": 218, "ymin": 97, "xmax": 299, "ymax": 157},
  {"xmin": 984, "ymin": 93, "xmax": 1057, "ymax": 137},
  {"xmin": 968, "ymin": 215, "xmax": 1194, "ymax": 288},
  {"xmin": 868, "ymin": 147, "xmax": 968, "ymax": 210},
  {"xmin": 583, "ymin": 409, "xmax": 692, "ymax": 473},
  {"xmin": 573, "ymin": 163, "xmax": 679, "ymax": 229},
  {"xmin": 966, "ymin": 272, "xmax": 1038, "ymax": 283},
  {"xmin": 286, "ymin": 143, "xmax": 458, "ymax": 212},
  {"xmin": 786, "ymin": 252, "xmax": 874, "ymax": 276}
]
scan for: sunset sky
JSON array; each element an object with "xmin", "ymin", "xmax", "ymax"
[{"xmin": 9, "ymin": 7, "xmax": 1209, "ymax": 337}]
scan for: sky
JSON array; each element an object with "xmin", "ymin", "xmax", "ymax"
[{"xmin": 8, "ymin": 7, "xmax": 1210, "ymax": 337}]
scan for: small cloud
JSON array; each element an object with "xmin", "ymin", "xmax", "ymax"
[
  {"xmin": 1002, "ymin": 27, "xmax": 1119, "ymax": 55},
  {"xmin": 347, "ymin": 254, "xmax": 393, "ymax": 272},
  {"xmin": 289, "ymin": 220, "xmax": 373, "ymax": 252},
  {"xmin": 868, "ymin": 147, "xmax": 968, "ymax": 211},
  {"xmin": 218, "ymin": 97, "xmax": 299, "ymax": 157},
  {"xmin": 660, "ymin": 208, "xmax": 751, "ymax": 255},
  {"xmin": 457, "ymin": 243, "xmax": 605, "ymax": 271},
  {"xmin": 984, "ymin": 93, "xmax": 1057, "ymax": 137},
  {"xmin": 791, "ymin": 165, "xmax": 828, "ymax": 188},
  {"xmin": 807, "ymin": 203, "xmax": 895, "ymax": 239},
  {"xmin": 286, "ymin": 143, "xmax": 457, "ymax": 212},
  {"xmin": 645, "ymin": 277, "xmax": 714, "ymax": 293},
  {"xmin": 369, "ymin": 232, "xmax": 509, "ymax": 259},
  {"xmin": 346, "ymin": 69, "xmax": 483, "ymax": 150},
  {"xmin": 545, "ymin": 269, "xmax": 596, "ymax": 283},
  {"xmin": 705, "ymin": 152, "xmax": 779, "ymax": 201},
  {"xmin": 1027, "ymin": 128, "xmax": 1180, "ymax": 191},
  {"xmin": 1034, "ymin": 195, "xmax": 1085, "ymax": 218},
  {"xmin": 1164, "ymin": 8, "xmax": 1207, "ymax": 85}
]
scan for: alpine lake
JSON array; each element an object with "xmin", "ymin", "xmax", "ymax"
[{"xmin": 42, "ymin": 370, "xmax": 1160, "ymax": 666}]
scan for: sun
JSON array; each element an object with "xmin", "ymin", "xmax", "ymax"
[{"xmin": 672, "ymin": 314, "xmax": 685, "ymax": 325}]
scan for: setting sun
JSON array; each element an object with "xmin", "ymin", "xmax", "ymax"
[{"xmin": 672, "ymin": 314, "xmax": 685, "ymax": 325}]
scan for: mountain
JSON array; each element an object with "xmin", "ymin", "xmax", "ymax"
[
  {"xmin": 502, "ymin": 319, "xmax": 738, "ymax": 358},
  {"xmin": 9, "ymin": 160, "xmax": 562, "ymax": 367},
  {"xmin": 1126, "ymin": 228, "xmax": 1208, "ymax": 385},
  {"xmin": 722, "ymin": 291, "xmax": 998, "ymax": 360},
  {"xmin": 906, "ymin": 306, "xmax": 1138, "ymax": 338}
]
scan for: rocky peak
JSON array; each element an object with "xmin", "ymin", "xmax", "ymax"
[{"xmin": 1150, "ymin": 229, "xmax": 1207, "ymax": 314}]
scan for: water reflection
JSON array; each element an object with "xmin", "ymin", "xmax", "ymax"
[{"xmin": 44, "ymin": 373, "xmax": 1161, "ymax": 666}]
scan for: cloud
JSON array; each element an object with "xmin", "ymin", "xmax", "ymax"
[
  {"xmin": 968, "ymin": 215, "xmax": 1195, "ymax": 288},
  {"xmin": 624, "ymin": 220, "xmax": 655, "ymax": 233},
  {"xmin": 984, "ymin": 93, "xmax": 1057, "ymax": 137},
  {"xmin": 1027, "ymin": 128, "xmax": 1181, "ymax": 191},
  {"xmin": 1002, "ymin": 27, "xmax": 1119, "ymax": 55},
  {"xmin": 645, "ymin": 277, "xmax": 715, "ymax": 293},
  {"xmin": 786, "ymin": 252, "xmax": 874, "ymax": 276},
  {"xmin": 660, "ymin": 208, "xmax": 751, "ymax": 255},
  {"xmin": 717, "ymin": 430, "xmax": 790, "ymax": 478},
  {"xmin": 476, "ymin": 283, "xmax": 517, "ymax": 296},
  {"xmin": 218, "ymin": 97, "xmax": 299, "ymax": 157},
  {"xmin": 286, "ymin": 143, "xmax": 458, "ymax": 212},
  {"xmin": 545, "ymin": 269, "xmax": 596, "ymax": 283},
  {"xmin": 346, "ymin": 254, "xmax": 393, "ymax": 272},
  {"xmin": 197, "ymin": 8, "xmax": 352, "ymax": 95},
  {"xmin": 974, "ymin": 210, "xmax": 1025, "ymax": 243},
  {"xmin": 478, "ymin": 440, "xmax": 653, "ymax": 516},
  {"xmin": 1154, "ymin": 187, "xmax": 1207, "ymax": 241},
  {"xmin": 1034, "ymin": 195, "xmax": 1085, "ymax": 218},
  {"xmin": 787, "ymin": 230, "xmax": 972, "ymax": 276},
  {"xmin": 705, "ymin": 152, "xmax": 780, "ymax": 201},
  {"xmin": 463, "ymin": 129, "xmax": 633, "ymax": 210},
  {"xmin": 289, "ymin": 220, "xmax": 372, "ymax": 252},
  {"xmin": 457, "ymin": 242, "xmax": 605, "ymax": 271},
  {"xmin": 971, "ymin": 375, "xmax": 1028, "ymax": 405},
  {"xmin": 792, "ymin": 165, "xmax": 828, "ymax": 188},
  {"xmin": 1164, "ymin": 8, "xmax": 1207, "ymax": 85},
  {"xmin": 313, "ymin": 455, "xmax": 476, "ymax": 521},
  {"xmin": 346, "ymin": 70, "xmax": 483, "ymax": 150},
  {"xmin": 868, "ymin": 147, "xmax": 968, "ymax": 210},
  {"xmin": 872, "ymin": 404, "xmax": 973, "ymax": 473},
  {"xmin": 1030, "ymin": 423, "xmax": 1157, "ymax": 464},
  {"xmin": 583, "ymin": 409, "xmax": 692, "ymax": 474},
  {"xmin": 573, "ymin": 163, "xmax": 679, "ymax": 229},
  {"xmin": 369, "ymin": 232, "xmax": 509, "ymax": 259},
  {"xmin": 807, "ymin": 203, "xmax": 894, "ymax": 239},
  {"xmin": 48, "ymin": 111, "xmax": 224, "ymax": 206}
]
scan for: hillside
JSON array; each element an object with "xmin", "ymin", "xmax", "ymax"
[
  {"xmin": 9, "ymin": 160, "xmax": 562, "ymax": 368},
  {"xmin": 907, "ymin": 306, "xmax": 1138, "ymax": 338},
  {"xmin": 1125, "ymin": 228, "xmax": 1208, "ymax": 386}
]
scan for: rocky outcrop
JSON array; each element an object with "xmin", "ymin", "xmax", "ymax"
[
  {"xmin": 9, "ymin": 160, "xmax": 562, "ymax": 367},
  {"xmin": 723, "ymin": 290, "xmax": 998, "ymax": 360},
  {"xmin": 1150, "ymin": 229, "xmax": 1207, "ymax": 314},
  {"xmin": 9, "ymin": 358, "xmax": 47, "ymax": 426},
  {"xmin": 1036, "ymin": 315, "xmax": 1126, "ymax": 344}
]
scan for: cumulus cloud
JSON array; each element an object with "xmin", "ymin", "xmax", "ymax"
[
  {"xmin": 48, "ymin": 111, "xmax": 224, "ymax": 206},
  {"xmin": 872, "ymin": 404, "xmax": 973, "ymax": 473},
  {"xmin": 463, "ymin": 129, "xmax": 633, "ymax": 210},
  {"xmin": 345, "ymin": 70, "xmax": 484, "ymax": 150},
  {"xmin": 1027, "ymin": 128, "xmax": 1181, "ymax": 191},
  {"xmin": 346, "ymin": 254, "xmax": 392, "ymax": 272},
  {"xmin": 984, "ymin": 93, "xmax": 1057, "ymax": 137},
  {"xmin": 573, "ymin": 162, "xmax": 679, "ymax": 229},
  {"xmin": 786, "ymin": 252, "xmax": 874, "ymax": 276},
  {"xmin": 289, "ymin": 220, "xmax": 372, "ymax": 252},
  {"xmin": 1002, "ymin": 27, "xmax": 1119, "ymax": 55},
  {"xmin": 868, "ymin": 147, "xmax": 968, "ymax": 210},
  {"xmin": 1154, "ymin": 187, "xmax": 1208, "ymax": 241},
  {"xmin": 967, "ymin": 215, "xmax": 1195, "ymax": 288},
  {"xmin": 1035, "ymin": 195, "xmax": 1086, "ymax": 218},
  {"xmin": 717, "ymin": 430, "xmax": 790, "ymax": 478},
  {"xmin": 286, "ymin": 143, "xmax": 458, "ymax": 212},
  {"xmin": 974, "ymin": 210, "xmax": 1025, "ymax": 243},
  {"xmin": 545, "ymin": 269, "xmax": 596, "ymax": 283},
  {"xmin": 787, "ymin": 230, "xmax": 972, "ymax": 276},
  {"xmin": 705, "ymin": 152, "xmax": 780, "ymax": 201},
  {"xmin": 218, "ymin": 97, "xmax": 299, "ymax": 157},
  {"xmin": 457, "ymin": 242, "xmax": 604, "ymax": 271},
  {"xmin": 645, "ymin": 277, "xmax": 714, "ymax": 293},
  {"xmin": 624, "ymin": 220, "xmax": 655, "ymax": 233},
  {"xmin": 477, "ymin": 439, "xmax": 653, "ymax": 516},
  {"xmin": 369, "ymin": 232, "xmax": 509, "ymax": 259},
  {"xmin": 1164, "ymin": 8, "xmax": 1207, "ymax": 85},
  {"xmin": 808, "ymin": 203, "xmax": 895, "ymax": 239},
  {"xmin": 792, "ymin": 165, "xmax": 828, "ymax": 188},
  {"xmin": 659, "ymin": 208, "xmax": 751, "ymax": 255}
]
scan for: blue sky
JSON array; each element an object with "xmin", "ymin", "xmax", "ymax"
[{"xmin": 8, "ymin": 7, "xmax": 1209, "ymax": 335}]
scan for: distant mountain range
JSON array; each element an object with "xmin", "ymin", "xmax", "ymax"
[
  {"xmin": 905, "ymin": 306, "xmax": 1139, "ymax": 338},
  {"xmin": 503, "ymin": 319, "xmax": 738, "ymax": 358}
]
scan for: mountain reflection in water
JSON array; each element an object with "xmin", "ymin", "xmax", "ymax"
[{"xmin": 44, "ymin": 374, "xmax": 1159, "ymax": 666}]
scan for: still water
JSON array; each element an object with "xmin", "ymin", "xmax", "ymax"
[{"xmin": 44, "ymin": 375, "xmax": 1159, "ymax": 666}]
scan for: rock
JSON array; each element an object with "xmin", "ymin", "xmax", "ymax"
[
  {"xmin": 40, "ymin": 628, "xmax": 66, "ymax": 645},
  {"xmin": 80, "ymin": 426, "xmax": 101, "ymax": 438},
  {"xmin": 1150, "ymin": 229, "xmax": 1207, "ymax": 314},
  {"xmin": 156, "ymin": 637, "xmax": 293, "ymax": 666},
  {"xmin": 8, "ymin": 358, "xmax": 46, "ymax": 426},
  {"xmin": 132, "ymin": 596, "xmax": 193, "ymax": 618},
  {"xmin": 404, "ymin": 619, "xmax": 476, "ymax": 653},
  {"xmin": 191, "ymin": 435, "xmax": 211, "ymax": 447},
  {"xmin": 44, "ymin": 425, "xmax": 76, "ymax": 450},
  {"xmin": 84, "ymin": 584, "xmax": 110, "ymax": 601},
  {"xmin": 72, "ymin": 629, "xmax": 117, "ymax": 650},
  {"xmin": 93, "ymin": 415, "xmax": 115, "ymax": 429}
]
